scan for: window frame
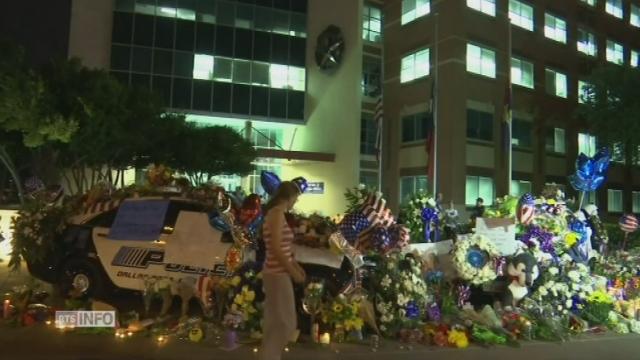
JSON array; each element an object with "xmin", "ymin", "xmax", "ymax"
[
  {"xmin": 400, "ymin": 48, "xmax": 431, "ymax": 84},
  {"xmin": 544, "ymin": 13, "xmax": 567, "ymax": 44},
  {"xmin": 509, "ymin": 0, "xmax": 534, "ymax": 31},
  {"xmin": 466, "ymin": 43, "xmax": 497, "ymax": 78},
  {"xmin": 401, "ymin": 0, "xmax": 431, "ymax": 25},
  {"xmin": 607, "ymin": 188, "xmax": 624, "ymax": 213},
  {"xmin": 511, "ymin": 56, "xmax": 534, "ymax": 89},
  {"xmin": 465, "ymin": 175, "xmax": 495, "ymax": 206},
  {"xmin": 606, "ymin": 39, "xmax": 625, "ymax": 65},
  {"xmin": 466, "ymin": 0, "xmax": 496, "ymax": 17},
  {"xmin": 577, "ymin": 27, "xmax": 597, "ymax": 57},
  {"xmin": 605, "ymin": 0, "xmax": 624, "ymax": 19},
  {"xmin": 545, "ymin": 68, "xmax": 568, "ymax": 98}
]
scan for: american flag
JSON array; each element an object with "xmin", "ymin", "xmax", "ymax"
[
  {"xmin": 374, "ymin": 94, "xmax": 384, "ymax": 162},
  {"xmin": 355, "ymin": 194, "xmax": 395, "ymax": 249},
  {"xmin": 426, "ymin": 80, "xmax": 436, "ymax": 184},
  {"xmin": 619, "ymin": 214, "xmax": 639, "ymax": 233}
]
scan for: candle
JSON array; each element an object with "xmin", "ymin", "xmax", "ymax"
[
  {"xmin": 3, "ymin": 300, "xmax": 10, "ymax": 319},
  {"xmin": 320, "ymin": 332, "xmax": 331, "ymax": 345}
]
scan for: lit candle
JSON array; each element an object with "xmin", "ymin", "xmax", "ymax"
[
  {"xmin": 3, "ymin": 300, "xmax": 10, "ymax": 319},
  {"xmin": 320, "ymin": 332, "xmax": 331, "ymax": 345}
]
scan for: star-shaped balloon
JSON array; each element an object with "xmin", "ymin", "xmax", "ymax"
[
  {"xmin": 568, "ymin": 148, "xmax": 611, "ymax": 192},
  {"xmin": 260, "ymin": 171, "xmax": 281, "ymax": 196}
]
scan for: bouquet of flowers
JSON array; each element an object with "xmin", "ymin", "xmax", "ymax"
[
  {"xmin": 292, "ymin": 214, "xmax": 337, "ymax": 248},
  {"xmin": 223, "ymin": 312, "xmax": 244, "ymax": 330},
  {"xmin": 321, "ymin": 294, "xmax": 364, "ymax": 333},
  {"xmin": 531, "ymin": 263, "xmax": 595, "ymax": 316},
  {"xmin": 452, "ymin": 234, "xmax": 500, "ymax": 285},
  {"xmin": 224, "ymin": 263, "xmax": 264, "ymax": 334},
  {"xmin": 484, "ymin": 195, "xmax": 518, "ymax": 219},
  {"xmin": 399, "ymin": 191, "xmax": 438, "ymax": 243},
  {"xmin": 581, "ymin": 290, "xmax": 615, "ymax": 326},
  {"xmin": 344, "ymin": 184, "xmax": 375, "ymax": 214},
  {"xmin": 373, "ymin": 252, "xmax": 429, "ymax": 336}
]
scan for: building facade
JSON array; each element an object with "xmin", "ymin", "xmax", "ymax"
[
  {"xmin": 382, "ymin": 0, "xmax": 640, "ymax": 218},
  {"xmin": 61, "ymin": 0, "xmax": 369, "ymax": 216}
]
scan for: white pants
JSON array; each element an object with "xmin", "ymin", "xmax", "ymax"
[{"xmin": 259, "ymin": 273, "xmax": 296, "ymax": 360}]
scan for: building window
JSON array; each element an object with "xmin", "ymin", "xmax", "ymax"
[
  {"xmin": 402, "ymin": 112, "xmax": 428, "ymax": 143},
  {"xmin": 401, "ymin": 48, "xmax": 430, "ymax": 83},
  {"xmin": 633, "ymin": 191, "xmax": 640, "ymax": 213},
  {"xmin": 466, "ymin": 108, "xmax": 493, "ymax": 141},
  {"xmin": 509, "ymin": 0, "xmax": 534, "ymax": 31},
  {"xmin": 631, "ymin": 50, "xmax": 639, "ymax": 68},
  {"xmin": 401, "ymin": 0, "xmax": 430, "ymax": 25},
  {"xmin": 606, "ymin": 0, "xmax": 624, "ymax": 19},
  {"xmin": 466, "ymin": 176, "xmax": 494, "ymax": 206},
  {"xmin": 467, "ymin": 0, "xmax": 496, "ymax": 16},
  {"xmin": 606, "ymin": 40, "xmax": 625, "ymax": 64},
  {"xmin": 611, "ymin": 142, "xmax": 625, "ymax": 163},
  {"xmin": 577, "ymin": 28, "xmax": 597, "ymax": 56},
  {"xmin": 584, "ymin": 191, "xmax": 598, "ymax": 206},
  {"xmin": 545, "ymin": 68, "xmax": 568, "ymax": 98},
  {"xmin": 578, "ymin": 133, "xmax": 597, "ymax": 157},
  {"xmin": 362, "ymin": 57, "xmax": 381, "ymax": 97},
  {"xmin": 608, "ymin": 189, "xmax": 623, "ymax": 212},
  {"xmin": 512, "ymin": 118, "xmax": 532, "ymax": 148},
  {"xmin": 466, "ymin": 43, "xmax": 496, "ymax": 78},
  {"xmin": 193, "ymin": 54, "xmax": 214, "ymax": 80},
  {"xmin": 270, "ymin": 64, "xmax": 306, "ymax": 91},
  {"xmin": 360, "ymin": 171, "xmax": 379, "ymax": 190},
  {"xmin": 361, "ymin": 114, "xmax": 377, "ymax": 155},
  {"xmin": 578, "ymin": 80, "xmax": 592, "ymax": 104},
  {"xmin": 251, "ymin": 127, "xmax": 284, "ymax": 149},
  {"xmin": 545, "ymin": 127, "xmax": 566, "ymax": 154},
  {"xmin": 510, "ymin": 180, "xmax": 532, "ymax": 198},
  {"xmin": 580, "ymin": 0, "xmax": 596, "ymax": 6},
  {"xmin": 632, "ymin": 4, "xmax": 640, "ymax": 27},
  {"xmin": 400, "ymin": 176, "xmax": 428, "ymax": 204},
  {"xmin": 544, "ymin": 13, "xmax": 567, "ymax": 44},
  {"xmin": 511, "ymin": 57, "xmax": 534, "ymax": 89},
  {"xmin": 363, "ymin": 5, "xmax": 382, "ymax": 42}
]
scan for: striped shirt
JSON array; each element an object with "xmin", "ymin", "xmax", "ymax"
[{"xmin": 263, "ymin": 216, "xmax": 294, "ymax": 274}]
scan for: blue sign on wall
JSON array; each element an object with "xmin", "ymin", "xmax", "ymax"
[
  {"xmin": 306, "ymin": 182, "xmax": 325, "ymax": 194},
  {"xmin": 108, "ymin": 200, "xmax": 170, "ymax": 240}
]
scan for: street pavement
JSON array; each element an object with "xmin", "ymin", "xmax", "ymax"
[{"xmin": 0, "ymin": 324, "xmax": 639, "ymax": 360}]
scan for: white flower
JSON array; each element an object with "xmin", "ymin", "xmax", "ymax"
[
  {"xmin": 538, "ymin": 287, "xmax": 549, "ymax": 296},
  {"xmin": 381, "ymin": 275, "xmax": 392, "ymax": 288},
  {"xmin": 357, "ymin": 184, "xmax": 366, "ymax": 190},
  {"xmin": 565, "ymin": 300, "xmax": 573, "ymax": 308},
  {"xmin": 548, "ymin": 267, "xmax": 559, "ymax": 276},
  {"xmin": 567, "ymin": 271, "xmax": 580, "ymax": 282},
  {"xmin": 427, "ymin": 198, "xmax": 436, "ymax": 207},
  {"xmin": 557, "ymin": 305, "xmax": 563, "ymax": 312},
  {"xmin": 397, "ymin": 294, "xmax": 409, "ymax": 306}
]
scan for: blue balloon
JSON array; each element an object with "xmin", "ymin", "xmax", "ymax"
[
  {"xmin": 292, "ymin": 176, "xmax": 308, "ymax": 193},
  {"xmin": 260, "ymin": 171, "xmax": 281, "ymax": 196},
  {"xmin": 569, "ymin": 219, "xmax": 588, "ymax": 245},
  {"xmin": 467, "ymin": 248, "xmax": 488, "ymax": 269},
  {"xmin": 569, "ymin": 148, "xmax": 611, "ymax": 192},
  {"xmin": 593, "ymin": 148, "xmax": 611, "ymax": 174},
  {"xmin": 210, "ymin": 216, "xmax": 230, "ymax": 232}
]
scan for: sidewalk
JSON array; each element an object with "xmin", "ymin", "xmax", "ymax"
[{"xmin": 1, "ymin": 324, "xmax": 638, "ymax": 360}]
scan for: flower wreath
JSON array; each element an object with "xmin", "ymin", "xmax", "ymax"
[{"xmin": 453, "ymin": 234, "xmax": 500, "ymax": 285}]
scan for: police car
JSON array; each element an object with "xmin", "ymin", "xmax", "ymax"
[{"xmin": 26, "ymin": 196, "xmax": 351, "ymax": 300}]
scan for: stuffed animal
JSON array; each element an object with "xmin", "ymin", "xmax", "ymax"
[
  {"xmin": 583, "ymin": 204, "xmax": 609, "ymax": 254},
  {"xmin": 502, "ymin": 253, "xmax": 539, "ymax": 309}
]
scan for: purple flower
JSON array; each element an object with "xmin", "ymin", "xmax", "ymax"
[
  {"xmin": 520, "ymin": 226, "xmax": 555, "ymax": 255},
  {"xmin": 406, "ymin": 301, "xmax": 420, "ymax": 320}
]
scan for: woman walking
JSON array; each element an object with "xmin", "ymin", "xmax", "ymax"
[{"xmin": 260, "ymin": 181, "xmax": 306, "ymax": 360}]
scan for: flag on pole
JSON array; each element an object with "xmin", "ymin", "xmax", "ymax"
[
  {"xmin": 374, "ymin": 94, "xmax": 384, "ymax": 162},
  {"xmin": 426, "ymin": 81, "xmax": 436, "ymax": 184},
  {"xmin": 502, "ymin": 84, "xmax": 512, "ymax": 155}
]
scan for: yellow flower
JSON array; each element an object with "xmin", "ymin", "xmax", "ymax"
[
  {"xmin": 332, "ymin": 304, "xmax": 344, "ymax": 313},
  {"xmin": 234, "ymin": 294, "xmax": 243, "ymax": 305},
  {"xmin": 448, "ymin": 329, "xmax": 469, "ymax": 349},
  {"xmin": 244, "ymin": 290, "xmax": 256, "ymax": 302},
  {"xmin": 547, "ymin": 199, "xmax": 557, "ymax": 205},
  {"xmin": 588, "ymin": 290, "xmax": 613, "ymax": 304},
  {"xmin": 231, "ymin": 276, "xmax": 241, "ymax": 287},
  {"xmin": 565, "ymin": 233, "xmax": 579, "ymax": 248}
]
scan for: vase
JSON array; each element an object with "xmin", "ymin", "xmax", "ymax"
[
  {"xmin": 311, "ymin": 323, "xmax": 320, "ymax": 343},
  {"xmin": 348, "ymin": 329, "xmax": 363, "ymax": 342},
  {"xmin": 224, "ymin": 329, "xmax": 238, "ymax": 349}
]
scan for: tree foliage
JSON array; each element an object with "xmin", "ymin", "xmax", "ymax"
[{"xmin": 577, "ymin": 64, "xmax": 640, "ymax": 160}]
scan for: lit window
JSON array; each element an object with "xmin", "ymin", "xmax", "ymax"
[
  {"xmin": 606, "ymin": 40, "xmax": 624, "ymax": 64},
  {"xmin": 213, "ymin": 57, "xmax": 233, "ymax": 82},
  {"xmin": 466, "ymin": 176, "xmax": 494, "ymax": 206},
  {"xmin": 510, "ymin": 180, "xmax": 532, "ymax": 198},
  {"xmin": 578, "ymin": 133, "xmax": 597, "ymax": 157},
  {"xmin": 632, "ymin": 5, "xmax": 640, "ymax": 27},
  {"xmin": 509, "ymin": 0, "xmax": 534, "ymax": 31},
  {"xmin": 631, "ymin": 50, "xmax": 639, "ymax": 68},
  {"xmin": 193, "ymin": 54, "xmax": 214, "ymax": 80},
  {"xmin": 466, "ymin": 43, "xmax": 496, "ymax": 78},
  {"xmin": 612, "ymin": 143, "xmax": 625, "ymax": 163},
  {"xmin": 363, "ymin": 5, "xmax": 382, "ymax": 42},
  {"xmin": 580, "ymin": 0, "xmax": 596, "ymax": 6},
  {"xmin": 401, "ymin": 48, "xmax": 430, "ymax": 83},
  {"xmin": 608, "ymin": 189, "xmax": 623, "ymax": 212},
  {"xmin": 545, "ymin": 68, "xmax": 567, "ymax": 98},
  {"xmin": 606, "ymin": 0, "xmax": 623, "ymax": 19},
  {"xmin": 269, "ymin": 64, "xmax": 305, "ymax": 91},
  {"xmin": 400, "ymin": 176, "xmax": 429, "ymax": 204},
  {"xmin": 467, "ymin": 0, "xmax": 496, "ymax": 16},
  {"xmin": 401, "ymin": 0, "xmax": 430, "ymax": 25},
  {"xmin": 633, "ymin": 191, "xmax": 640, "ymax": 213},
  {"xmin": 545, "ymin": 127, "xmax": 566, "ymax": 154},
  {"xmin": 177, "ymin": 8, "xmax": 196, "ymax": 21},
  {"xmin": 544, "ymin": 13, "xmax": 567, "ymax": 44},
  {"xmin": 511, "ymin": 57, "xmax": 534, "ymax": 89},
  {"xmin": 577, "ymin": 28, "xmax": 597, "ymax": 56},
  {"xmin": 578, "ymin": 80, "xmax": 592, "ymax": 104}
]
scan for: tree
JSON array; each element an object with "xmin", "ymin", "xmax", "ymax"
[
  {"xmin": 0, "ymin": 41, "xmax": 80, "ymax": 204},
  {"xmin": 577, "ymin": 64, "xmax": 640, "ymax": 160},
  {"xmin": 168, "ymin": 124, "xmax": 257, "ymax": 186}
]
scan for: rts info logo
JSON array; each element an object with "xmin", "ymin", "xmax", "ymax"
[{"xmin": 55, "ymin": 311, "xmax": 116, "ymax": 328}]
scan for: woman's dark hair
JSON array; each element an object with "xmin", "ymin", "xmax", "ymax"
[{"xmin": 263, "ymin": 181, "xmax": 300, "ymax": 214}]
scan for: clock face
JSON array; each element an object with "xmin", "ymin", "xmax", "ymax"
[{"xmin": 314, "ymin": 25, "xmax": 345, "ymax": 72}]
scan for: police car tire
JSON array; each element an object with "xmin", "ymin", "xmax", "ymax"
[{"xmin": 60, "ymin": 258, "xmax": 106, "ymax": 298}]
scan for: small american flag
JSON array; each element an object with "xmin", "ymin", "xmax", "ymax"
[{"xmin": 374, "ymin": 94, "xmax": 384, "ymax": 162}]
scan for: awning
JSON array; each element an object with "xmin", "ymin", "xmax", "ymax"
[{"xmin": 256, "ymin": 148, "xmax": 336, "ymax": 162}]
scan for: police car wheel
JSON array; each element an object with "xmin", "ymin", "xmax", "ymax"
[{"xmin": 60, "ymin": 259, "xmax": 105, "ymax": 298}]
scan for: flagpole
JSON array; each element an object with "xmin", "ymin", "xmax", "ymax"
[
  {"xmin": 432, "ymin": 13, "xmax": 439, "ymax": 196},
  {"xmin": 377, "ymin": 43, "xmax": 385, "ymax": 191},
  {"xmin": 507, "ymin": 11, "xmax": 513, "ymax": 196}
]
